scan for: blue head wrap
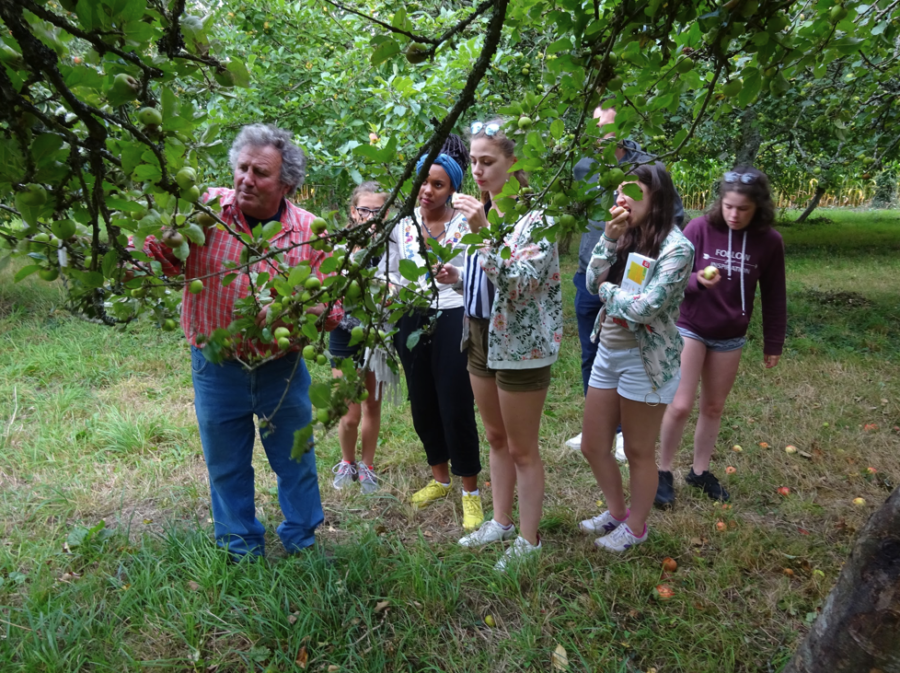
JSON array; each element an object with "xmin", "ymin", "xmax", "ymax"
[{"xmin": 416, "ymin": 152, "xmax": 463, "ymax": 191}]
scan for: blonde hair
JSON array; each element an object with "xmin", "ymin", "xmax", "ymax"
[
  {"xmin": 467, "ymin": 118, "xmax": 529, "ymax": 203},
  {"xmin": 350, "ymin": 181, "xmax": 387, "ymax": 209}
]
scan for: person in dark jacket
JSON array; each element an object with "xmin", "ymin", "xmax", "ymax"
[
  {"xmin": 655, "ymin": 167, "xmax": 786, "ymax": 507},
  {"xmin": 565, "ymin": 102, "xmax": 684, "ymax": 455}
]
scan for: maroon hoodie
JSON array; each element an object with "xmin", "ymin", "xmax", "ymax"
[{"xmin": 677, "ymin": 215, "xmax": 787, "ymax": 355}]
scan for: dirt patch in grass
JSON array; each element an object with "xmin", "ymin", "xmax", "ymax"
[{"xmin": 800, "ymin": 289, "xmax": 872, "ymax": 308}]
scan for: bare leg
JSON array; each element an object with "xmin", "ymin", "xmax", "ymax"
[
  {"xmin": 498, "ymin": 386, "xmax": 549, "ymax": 545},
  {"xmin": 619, "ymin": 398, "xmax": 667, "ymax": 533},
  {"xmin": 332, "ymin": 367, "xmax": 361, "ymax": 464},
  {"xmin": 470, "ymin": 375, "xmax": 514, "ymax": 526},
  {"xmin": 581, "ymin": 387, "xmax": 625, "ymax": 519},
  {"xmin": 692, "ymin": 348, "xmax": 743, "ymax": 473},
  {"xmin": 658, "ymin": 338, "xmax": 708, "ymax": 472},
  {"xmin": 358, "ymin": 370, "xmax": 382, "ymax": 467}
]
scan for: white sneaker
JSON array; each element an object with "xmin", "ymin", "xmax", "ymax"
[
  {"xmin": 357, "ymin": 463, "xmax": 379, "ymax": 494},
  {"xmin": 615, "ymin": 432, "xmax": 626, "ymax": 463},
  {"xmin": 578, "ymin": 509, "xmax": 628, "ymax": 536},
  {"xmin": 331, "ymin": 461, "xmax": 357, "ymax": 490},
  {"xmin": 494, "ymin": 536, "xmax": 541, "ymax": 572},
  {"xmin": 459, "ymin": 519, "xmax": 516, "ymax": 548},
  {"xmin": 565, "ymin": 432, "xmax": 582, "ymax": 451},
  {"xmin": 594, "ymin": 523, "xmax": 648, "ymax": 552}
]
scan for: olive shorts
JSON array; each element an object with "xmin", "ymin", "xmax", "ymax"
[{"xmin": 466, "ymin": 318, "xmax": 551, "ymax": 393}]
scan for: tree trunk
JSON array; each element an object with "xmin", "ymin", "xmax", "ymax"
[
  {"xmin": 734, "ymin": 107, "xmax": 761, "ymax": 167},
  {"xmin": 783, "ymin": 487, "xmax": 900, "ymax": 673},
  {"xmin": 795, "ymin": 186, "xmax": 826, "ymax": 223}
]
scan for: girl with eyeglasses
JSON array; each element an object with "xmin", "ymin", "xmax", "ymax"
[
  {"xmin": 435, "ymin": 119, "xmax": 562, "ymax": 570},
  {"xmin": 384, "ymin": 135, "xmax": 485, "ymax": 532},
  {"xmin": 331, "ymin": 181, "xmax": 399, "ymax": 494},
  {"xmin": 578, "ymin": 162, "xmax": 693, "ymax": 553},
  {"xmin": 655, "ymin": 166, "xmax": 786, "ymax": 508}
]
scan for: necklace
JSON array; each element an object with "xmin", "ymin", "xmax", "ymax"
[{"xmin": 421, "ymin": 205, "xmax": 453, "ymax": 242}]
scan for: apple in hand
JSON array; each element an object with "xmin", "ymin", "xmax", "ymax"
[{"xmin": 701, "ymin": 265, "xmax": 718, "ymax": 280}]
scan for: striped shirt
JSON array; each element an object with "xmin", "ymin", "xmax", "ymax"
[
  {"xmin": 139, "ymin": 188, "xmax": 343, "ymax": 360},
  {"xmin": 463, "ymin": 203, "xmax": 494, "ymax": 319}
]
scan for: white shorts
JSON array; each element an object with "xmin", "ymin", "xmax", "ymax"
[{"xmin": 588, "ymin": 343, "xmax": 680, "ymax": 405}]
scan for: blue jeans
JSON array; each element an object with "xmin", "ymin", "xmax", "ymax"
[
  {"xmin": 191, "ymin": 347, "xmax": 324, "ymax": 557},
  {"xmin": 573, "ymin": 272, "xmax": 603, "ymax": 396}
]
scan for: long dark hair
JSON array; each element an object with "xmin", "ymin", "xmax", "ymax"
[
  {"xmin": 707, "ymin": 166, "xmax": 775, "ymax": 231},
  {"xmin": 607, "ymin": 162, "xmax": 677, "ymax": 285},
  {"xmin": 466, "ymin": 118, "xmax": 529, "ymax": 203}
]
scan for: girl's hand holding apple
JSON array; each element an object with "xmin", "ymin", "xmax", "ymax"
[
  {"xmin": 604, "ymin": 206, "xmax": 630, "ymax": 241},
  {"xmin": 697, "ymin": 264, "xmax": 721, "ymax": 288},
  {"xmin": 451, "ymin": 193, "xmax": 488, "ymax": 233},
  {"xmin": 434, "ymin": 263, "xmax": 460, "ymax": 285}
]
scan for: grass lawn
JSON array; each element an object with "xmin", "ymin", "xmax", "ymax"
[{"xmin": 1, "ymin": 209, "xmax": 898, "ymax": 672}]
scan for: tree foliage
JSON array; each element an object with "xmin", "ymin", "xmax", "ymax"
[{"xmin": 1, "ymin": 0, "xmax": 899, "ymax": 435}]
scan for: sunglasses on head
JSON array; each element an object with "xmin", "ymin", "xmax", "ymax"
[
  {"xmin": 723, "ymin": 171, "xmax": 757, "ymax": 184},
  {"xmin": 470, "ymin": 121, "xmax": 501, "ymax": 137}
]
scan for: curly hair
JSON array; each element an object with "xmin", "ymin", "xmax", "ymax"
[
  {"xmin": 228, "ymin": 124, "xmax": 307, "ymax": 192},
  {"xmin": 439, "ymin": 133, "xmax": 470, "ymax": 176},
  {"xmin": 707, "ymin": 166, "xmax": 775, "ymax": 231},
  {"xmin": 466, "ymin": 118, "xmax": 529, "ymax": 203}
]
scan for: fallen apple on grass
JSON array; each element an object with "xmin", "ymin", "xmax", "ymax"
[
  {"xmin": 662, "ymin": 557, "xmax": 677, "ymax": 573},
  {"xmin": 777, "ymin": 486, "xmax": 791, "ymax": 496},
  {"xmin": 715, "ymin": 521, "xmax": 727, "ymax": 532},
  {"xmin": 732, "ymin": 444, "xmax": 742, "ymax": 452},
  {"xmin": 852, "ymin": 497, "xmax": 866, "ymax": 506},
  {"xmin": 785, "ymin": 444, "xmax": 798, "ymax": 454},
  {"xmin": 725, "ymin": 466, "xmax": 737, "ymax": 475},
  {"xmin": 653, "ymin": 584, "xmax": 675, "ymax": 602}
]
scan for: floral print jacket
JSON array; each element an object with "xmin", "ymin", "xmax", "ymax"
[
  {"xmin": 586, "ymin": 226, "xmax": 694, "ymax": 390},
  {"xmin": 467, "ymin": 210, "xmax": 562, "ymax": 370}
]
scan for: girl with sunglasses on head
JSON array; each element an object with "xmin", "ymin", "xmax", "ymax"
[
  {"xmin": 578, "ymin": 162, "xmax": 693, "ymax": 553},
  {"xmin": 655, "ymin": 167, "xmax": 786, "ymax": 507},
  {"xmin": 331, "ymin": 181, "xmax": 400, "ymax": 494},
  {"xmin": 435, "ymin": 119, "xmax": 562, "ymax": 571},
  {"xmin": 384, "ymin": 135, "xmax": 485, "ymax": 531}
]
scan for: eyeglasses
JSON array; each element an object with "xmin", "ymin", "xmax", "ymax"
[
  {"xmin": 723, "ymin": 171, "xmax": 757, "ymax": 184},
  {"xmin": 353, "ymin": 206, "xmax": 380, "ymax": 219},
  {"xmin": 470, "ymin": 121, "xmax": 501, "ymax": 137}
]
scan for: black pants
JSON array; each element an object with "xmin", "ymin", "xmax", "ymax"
[{"xmin": 394, "ymin": 307, "xmax": 481, "ymax": 478}]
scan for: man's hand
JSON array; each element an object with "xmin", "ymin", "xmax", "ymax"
[
  {"xmin": 604, "ymin": 206, "xmax": 629, "ymax": 241},
  {"xmin": 451, "ymin": 193, "xmax": 489, "ymax": 233},
  {"xmin": 763, "ymin": 353, "xmax": 780, "ymax": 369},
  {"xmin": 434, "ymin": 263, "xmax": 460, "ymax": 285}
]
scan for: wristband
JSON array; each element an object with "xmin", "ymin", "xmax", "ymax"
[{"xmin": 602, "ymin": 233, "xmax": 618, "ymax": 243}]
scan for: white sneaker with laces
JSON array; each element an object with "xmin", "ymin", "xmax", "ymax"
[
  {"xmin": 459, "ymin": 519, "xmax": 516, "ymax": 548},
  {"xmin": 594, "ymin": 523, "xmax": 648, "ymax": 552},
  {"xmin": 357, "ymin": 463, "xmax": 379, "ymax": 494},
  {"xmin": 494, "ymin": 536, "xmax": 541, "ymax": 572},
  {"xmin": 565, "ymin": 432, "xmax": 582, "ymax": 451},
  {"xmin": 331, "ymin": 461, "xmax": 357, "ymax": 490},
  {"xmin": 615, "ymin": 432, "xmax": 626, "ymax": 463},
  {"xmin": 578, "ymin": 509, "xmax": 628, "ymax": 536}
]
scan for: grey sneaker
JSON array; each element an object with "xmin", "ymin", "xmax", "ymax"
[
  {"xmin": 331, "ymin": 461, "xmax": 357, "ymax": 490},
  {"xmin": 594, "ymin": 523, "xmax": 648, "ymax": 552},
  {"xmin": 494, "ymin": 535, "xmax": 541, "ymax": 572},
  {"xmin": 578, "ymin": 509, "xmax": 628, "ymax": 536},
  {"xmin": 357, "ymin": 463, "xmax": 379, "ymax": 494},
  {"xmin": 459, "ymin": 519, "xmax": 516, "ymax": 548},
  {"xmin": 614, "ymin": 432, "xmax": 626, "ymax": 463}
]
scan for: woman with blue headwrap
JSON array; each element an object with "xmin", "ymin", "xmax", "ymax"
[{"xmin": 384, "ymin": 134, "xmax": 484, "ymax": 532}]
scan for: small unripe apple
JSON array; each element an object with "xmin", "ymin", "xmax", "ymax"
[
  {"xmin": 702, "ymin": 265, "xmax": 718, "ymax": 280},
  {"xmin": 175, "ymin": 167, "xmax": 197, "ymax": 190},
  {"xmin": 316, "ymin": 408, "xmax": 330, "ymax": 424},
  {"xmin": 517, "ymin": 116, "xmax": 533, "ymax": 130},
  {"xmin": 137, "ymin": 107, "xmax": 162, "ymax": 127},
  {"xmin": 302, "ymin": 345, "xmax": 316, "ymax": 360},
  {"xmin": 188, "ymin": 279, "xmax": 203, "ymax": 294},
  {"xmin": 785, "ymin": 445, "xmax": 798, "ymax": 454},
  {"xmin": 304, "ymin": 276, "xmax": 322, "ymax": 291},
  {"xmin": 274, "ymin": 326, "xmax": 291, "ymax": 340},
  {"xmin": 181, "ymin": 185, "xmax": 201, "ymax": 203},
  {"xmin": 277, "ymin": 337, "xmax": 291, "ymax": 351},
  {"xmin": 484, "ymin": 615, "xmax": 496, "ymax": 628},
  {"xmin": 110, "ymin": 73, "xmax": 140, "ymax": 99},
  {"xmin": 161, "ymin": 229, "xmax": 184, "ymax": 248},
  {"xmin": 196, "ymin": 212, "xmax": 217, "ymax": 228},
  {"xmin": 852, "ymin": 497, "xmax": 866, "ymax": 506},
  {"xmin": 310, "ymin": 217, "xmax": 328, "ymax": 235},
  {"xmin": 732, "ymin": 444, "xmax": 742, "ymax": 452},
  {"xmin": 17, "ymin": 183, "xmax": 48, "ymax": 207}
]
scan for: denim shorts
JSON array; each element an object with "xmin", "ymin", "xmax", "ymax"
[
  {"xmin": 588, "ymin": 343, "xmax": 680, "ymax": 405},
  {"xmin": 678, "ymin": 326, "xmax": 746, "ymax": 353}
]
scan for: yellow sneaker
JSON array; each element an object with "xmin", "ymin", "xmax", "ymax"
[
  {"xmin": 410, "ymin": 479, "xmax": 452, "ymax": 509},
  {"xmin": 461, "ymin": 493, "xmax": 484, "ymax": 531}
]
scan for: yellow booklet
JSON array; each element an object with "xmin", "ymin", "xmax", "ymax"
[{"xmin": 621, "ymin": 252, "xmax": 657, "ymax": 294}]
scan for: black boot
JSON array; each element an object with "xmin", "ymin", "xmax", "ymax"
[
  {"xmin": 654, "ymin": 470, "xmax": 675, "ymax": 509},
  {"xmin": 685, "ymin": 468, "xmax": 730, "ymax": 501}
]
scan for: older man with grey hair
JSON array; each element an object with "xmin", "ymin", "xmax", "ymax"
[{"xmin": 142, "ymin": 124, "xmax": 342, "ymax": 560}]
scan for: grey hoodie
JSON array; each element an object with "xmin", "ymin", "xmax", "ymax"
[{"xmin": 573, "ymin": 139, "xmax": 685, "ymax": 274}]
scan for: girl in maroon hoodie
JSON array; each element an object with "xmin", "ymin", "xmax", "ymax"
[{"xmin": 655, "ymin": 167, "xmax": 786, "ymax": 506}]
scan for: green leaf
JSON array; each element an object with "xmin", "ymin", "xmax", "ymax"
[
  {"xmin": 288, "ymin": 264, "xmax": 311, "ymax": 287},
  {"xmin": 291, "ymin": 424, "xmax": 314, "ymax": 459},
  {"xmin": 622, "ymin": 183, "xmax": 643, "ymax": 201},
  {"xmin": 319, "ymin": 256, "xmax": 338, "ymax": 274},
  {"xmin": 31, "ymin": 134, "xmax": 65, "ymax": 166},
  {"xmin": 161, "ymin": 87, "xmax": 177, "ymax": 121},
  {"xmin": 226, "ymin": 59, "xmax": 251, "ymax": 88},
  {"xmin": 308, "ymin": 381, "xmax": 331, "ymax": 408},
  {"xmin": 372, "ymin": 39, "xmax": 401, "ymax": 66},
  {"xmin": 398, "ymin": 258, "xmax": 421, "ymax": 282},
  {"xmin": 14, "ymin": 265, "xmax": 40, "ymax": 283},
  {"xmin": 261, "ymin": 220, "xmax": 281, "ymax": 240},
  {"xmin": 222, "ymin": 273, "xmax": 237, "ymax": 287},
  {"xmin": 550, "ymin": 119, "xmax": 565, "ymax": 140},
  {"xmin": 500, "ymin": 246, "xmax": 511, "ymax": 260},
  {"xmin": 101, "ymin": 250, "xmax": 118, "ymax": 279},
  {"xmin": 406, "ymin": 328, "xmax": 422, "ymax": 351}
]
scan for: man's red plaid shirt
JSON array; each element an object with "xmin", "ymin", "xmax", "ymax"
[{"xmin": 141, "ymin": 188, "xmax": 343, "ymax": 359}]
